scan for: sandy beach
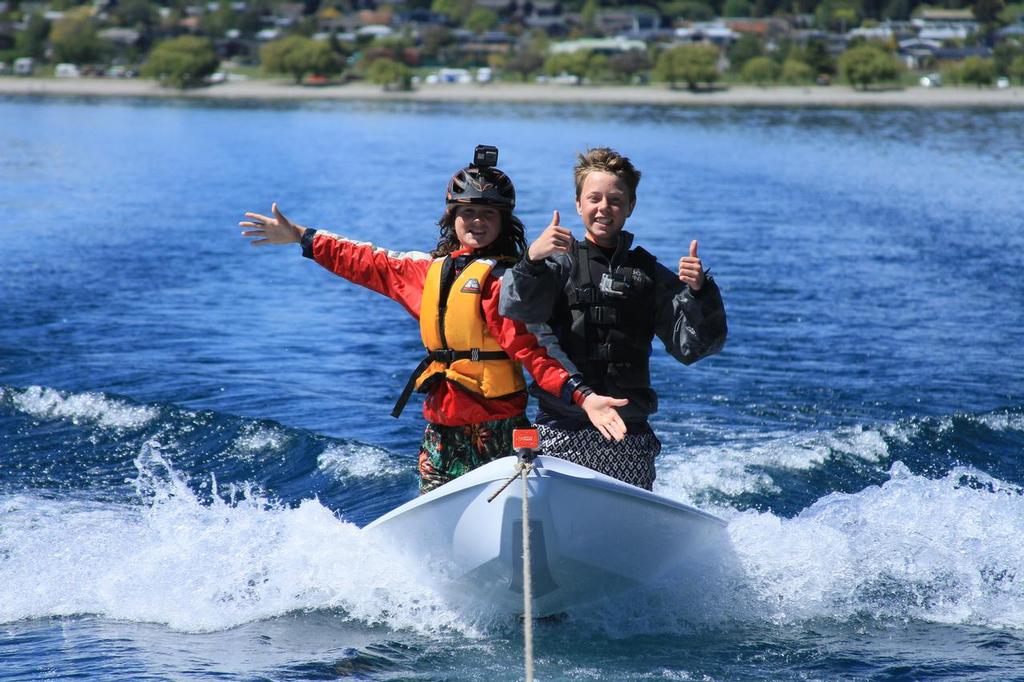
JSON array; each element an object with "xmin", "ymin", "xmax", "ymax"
[{"xmin": 3, "ymin": 76, "xmax": 1023, "ymax": 107}]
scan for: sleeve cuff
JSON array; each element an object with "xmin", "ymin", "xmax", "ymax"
[
  {"xmin": 300, "ymin": 227, "xmax": 317, "ymax": 259},
  {"xmin": 561, "ymin": 374, "xmax": 592, "ymax": 406},
  {"xmin": 516, "ymin": 255, "xmax": 548, "ymax": 275}
]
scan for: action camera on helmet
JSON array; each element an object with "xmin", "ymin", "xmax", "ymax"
[{"xmin": 473, "ymin": 145, "xmax": 499, "ymax": 170}]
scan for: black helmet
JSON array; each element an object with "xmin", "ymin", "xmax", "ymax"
[{"xmin": 445, "ymin": 144, "xmax": 516, "ymax": 210}]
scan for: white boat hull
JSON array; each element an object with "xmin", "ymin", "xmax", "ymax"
[{"xmin": 365, "ymin": 455, "xmax": 730, "ymax": 616}]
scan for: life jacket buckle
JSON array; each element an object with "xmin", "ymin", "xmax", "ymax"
[
  {"xmin": 431, "ymin": 349, "xmax": 456, "ymax": 364},
  {"xmin": 589, "ymin": 305, "xmax": 618, "ymax": 325}
]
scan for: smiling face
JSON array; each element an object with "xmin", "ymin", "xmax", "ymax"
[
  {"xmin": 453, "ymin": 205, "xmax": 502, "ymax": 252},
  {"xmin": 576, "ymin": 171, "xmax": 634, "ymax": 248}
]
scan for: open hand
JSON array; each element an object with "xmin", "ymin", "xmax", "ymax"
[
  {"xmin": 240, "ymin": 203, "xmax": 303, "ymax": 245},
  {"xmin": 581, "ymin": 393, "xmax": 629, "ymax": 442},
  {"xmin": 527, "ymin": 210, "xmax": 574, "ymax": 262},
  {"xmin": 678, "ymin": 239, "xmax": 705, "ymax": 291}
]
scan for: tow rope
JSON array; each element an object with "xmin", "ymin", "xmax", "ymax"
[{"xmin": 488, "ymin": 428, "xmax": 539, "ymax": 682}]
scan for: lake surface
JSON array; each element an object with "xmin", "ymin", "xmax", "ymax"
[{"xmin": 2, "ymin": 95, "xmax": 1023, "ymax": 681}]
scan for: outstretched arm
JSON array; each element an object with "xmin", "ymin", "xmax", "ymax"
[
  {"xmin": 239, "ymin": 203, "xmax": 432, "ymax": 318},
  {"xmin": 240, "ymin": 203, "xmax": 303, "ymax": 245}
]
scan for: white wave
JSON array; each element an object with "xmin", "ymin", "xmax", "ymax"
[
  {"xmin": 575, "ymin": 463, "xmax": 1024, "ymax": 636},
  {"xmin": 5, "ymin": 385, "xmax": 158, "ymax": 429},
  {"xmin": 229, "ymin": 423, "xmax": 288, "ymax": 459},
  {"xmin": 0, "ymin": 442, "xmax": 475, "ymax": 636},
  {"xmin": 656, "ymin": 424, "xmax": 893, "ymax": 503},
  {"xmin": 318, "ymin": 443, "xmax": 407, "ymax": 480},
  {"xmin": 975, "ymin": 412, "xmax": 1024, "ymax": 433},
  {"xmin": 722, "ymin": 462, "xmax": 1024, "ymax": 629}
]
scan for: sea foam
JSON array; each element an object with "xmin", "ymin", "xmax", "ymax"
[
  {"xmin": 4, "ymin": 385, "xmax": 158, "ymax": 429},
  {"xmin": 0, "ymin": 441, "xmax": 476, "ymax": 636},
  {"xmin": 570, "ymin": 462, "xmax": 1024, "ymax": 636}
]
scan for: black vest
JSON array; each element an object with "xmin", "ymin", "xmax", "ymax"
[{"xmin": 548, "ymin": 237, "xmax": 660, "ymax": 418}]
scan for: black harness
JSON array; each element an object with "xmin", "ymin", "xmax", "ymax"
[
  {"xmin": 557, "ymin": 239, "xmax": 658, "ymax": 393},
  {"xmin": 391, "ymin": 254, "xmax": 509, "ymax": 418}
]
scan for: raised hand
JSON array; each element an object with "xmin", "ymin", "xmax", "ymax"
[
  {"xmin": 678, "ymin": 239, "xmax": 705, "ymax": 291},
  {"xmin": 240, "ymin": 203, "xmax": 303, "ymax": 246},
  {"xmin": 581, "ymin": 393, "xmax": 629, "ymax": 442},
  {"xmin": 527, "ymin": 210, "xmax": 574, "ymax": 262}
]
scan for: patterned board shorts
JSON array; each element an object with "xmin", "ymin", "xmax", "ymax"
[
  {"xmin": 535, "ymin": 424, "xmax": 661, "ymax": 490},
  {"xmin": 418, "ymin": 415, "xmax": 530, "ymax": 494}
]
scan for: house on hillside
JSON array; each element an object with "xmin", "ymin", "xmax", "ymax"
[
  {"xmin": 549, "ymin": 36, "xmax": 647, "ymax": 55},
  {"xmin": 523, "ymin": 0, "xmax": 569, "ymax": 35},
  {"xmin": 723, "ymin": 17, "xmax": 791, "ymax": 41},
  {"xmin": 674, "ymin": 22, "xmax": 738, "ymax": 47},
  {"xmin": 913, "ymin": 9, "xmax": 978, "ymax": 41},
  {"xmin": 897, "ymin": 38, "xmax": 942, "ymax": 69}
]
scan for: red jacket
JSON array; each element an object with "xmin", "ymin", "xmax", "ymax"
[{"xmin": 306, "ymin": 230, "xmax": 573, "ymax": 426}]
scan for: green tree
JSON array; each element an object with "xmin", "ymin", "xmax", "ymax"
[
  {"xmin": 883, "ymin": 0, "xmax": 910, "ymax": 20},
  {"xmin": 838, "ymin": 43, "xmax": 901, "ymax": 89},
  {"xmin": 781, "ymin": 57, "xmax": 814, "ymax": 82},
  {"xmin": 993, "ymin": 41, "xmax": 1023, "ymax": 75},
  {"xmin": 261, "ymin": 36, "xmax": 344, "ymax": 83},
  {"xmin": 816, "ymin": 0, "xmax": 861, "ymax": 31},
  {"xmin": 420, "ymin": 26, "xmax": 453, "ymax": 63},
  {"xmin": 465, "ymin": 7, "xmax": 498, "ymax": 33},
  {"xmin": 941, "ymin": 62, "xmax": 964, "ymax": 85},
  {"xmin": 200, "ymin": 0, "xmax": 237, "ymax": 38},
  {"xmin": 802, "ymin": 37, "xmax": 836, "ymax": 76},
  {"xmin": 50, "ymin": 6, "xmax": 112, "ymax": 64},
  {"xmin": 432, "ymin": 0, "xmax": 473, "ymax": 23},
  {"xmin": 999, "ymin": 2, "xmax": 1024, "ymax": 23},
  {"xmin": 366, "ymin": 57, "xmax": 412, "ymax": 90},
  {"xmin": 111, "ymin": 0, "xmax": 158, "ymax": 30},
  {"xmin": 659, "ymin": 0, "xmax": 715, "ymax": 21},
  {"xmin": 142, "ymin": 36, "xmax": 219, "ymax": 88},
  {"xmin": 581, "ymin": 0, "xmax": 601, "ymax": 31},
  {"xmin": 14, "ymin": 13, "xmax": 51, "ymax": 60},
  {"xmin": 972, "ymin": 0, "xmax": 1006, "ymax": 25},
  {"xmin": 727, "ymin": 34, "xmax": 763, "ymax": 73},
  {"xmin": 505, "ymin": 45, "xmax": 546, "ymax": 80},
  {"xmin": 741, "ymin": 55, "xmax": 779, "ymax": 83},
  {"xmin": 960, "ymin": 56, "xmax": 995, "ymax": 85},
  {"xmin": 722, "ymin": 0, "xmax": 752, "ymax": 15},
  {"xmin": 1009, "ymin": 54, "xmax": 1024, "ymax": 83},
  {"xmin": 654, "ymin": 43, "xmax": 720, "ymax": 89},
  {"xmin": 608, "ymin": 49, "xmax": 653, "ymax": 83},
  {"xmin": 543, "ymin": 50, "xmax": 595, "ymax": 82}
]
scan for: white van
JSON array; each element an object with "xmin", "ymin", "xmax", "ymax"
[
  {"xmin": 55, "ymin": 63, "xmax": 81, "ymax": 78},
  {"xmin": 14, "ymin": 57, "xmax": 34, "ymax": 76}
]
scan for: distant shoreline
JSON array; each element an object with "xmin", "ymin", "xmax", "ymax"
[{"xmin": 2, "ymin": 76, "xmax": 1023, "ymax": 108}]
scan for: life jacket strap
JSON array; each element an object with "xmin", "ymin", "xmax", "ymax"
[{"xmin": 391, "ymin": 348, "xmax": 511, "ymax": 418}]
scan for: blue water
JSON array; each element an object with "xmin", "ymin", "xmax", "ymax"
[{"xmin": 2, "ymin": 95, "xmax": 1023, "ymax": 680}]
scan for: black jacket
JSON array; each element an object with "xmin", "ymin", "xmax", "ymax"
[{"xmin": 499, "ymin": 230, "xmax": 727, "ymax": 428}]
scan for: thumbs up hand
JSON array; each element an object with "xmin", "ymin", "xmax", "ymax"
[
  {"xmin": 527, "ymin": 210, "xmax": 574, "ymax": 262},
  {"xmin": 678, "ymin": 239, "xmax": 705, "ymax": 291}
]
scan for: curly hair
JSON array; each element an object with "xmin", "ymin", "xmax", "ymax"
[
  {"xmin": 574, "ymin": 147, "xmax": 642, "ymax": 206},
  {"xmin": 431, "ymin": 205, "xmax": 527, "ymax": 261}
]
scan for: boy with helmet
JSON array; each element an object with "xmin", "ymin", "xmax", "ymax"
[
  {"xmin": 240, "ymin": 145, "xmax": 626, "ymax": 493},
  {"xmin": 499, "ymin": 147, "xmax": 728, "ymax": 490}
]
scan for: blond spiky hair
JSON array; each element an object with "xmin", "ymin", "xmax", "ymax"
[{"xmin": 573, "ymin": 147, "xmax": 642, "ymax": 206}]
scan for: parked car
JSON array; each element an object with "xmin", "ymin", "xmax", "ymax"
[
  {"xmin": 55, "ymin": 63, "xmax": 81, "ymax": 78},
  {"xmin": 14, "ymin": 57, "xmax": 34, "ymax": 76}
]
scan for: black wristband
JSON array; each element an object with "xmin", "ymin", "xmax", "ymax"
[{"xmin": 300, "ymin": 227, "xmax": 317, "ymax": 258}]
